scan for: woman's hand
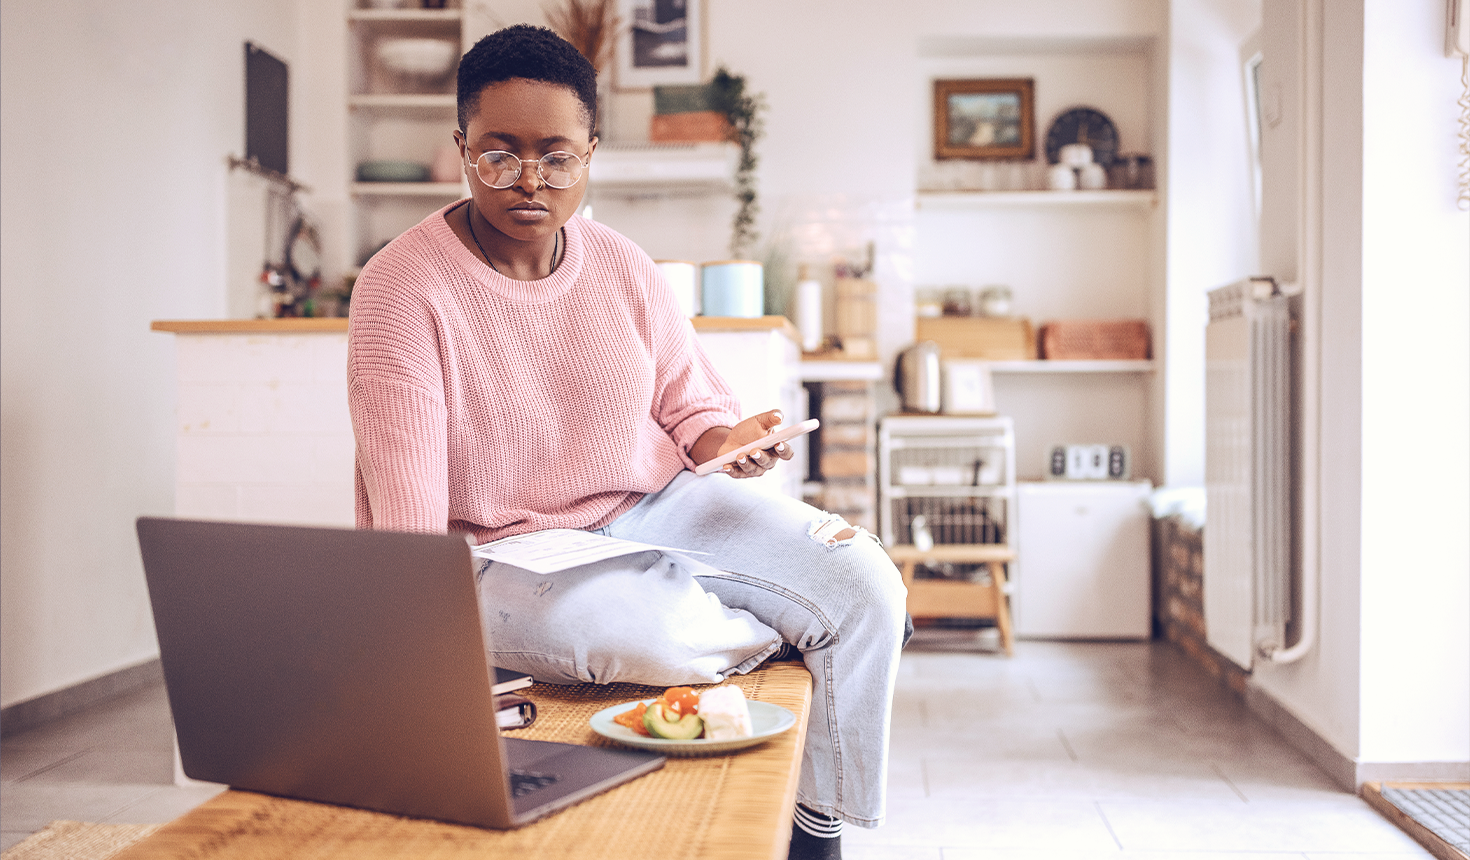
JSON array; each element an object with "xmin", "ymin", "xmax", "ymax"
[{"xmin": 691, "ymin": 409, "xmax": 795, "ymax": 479}]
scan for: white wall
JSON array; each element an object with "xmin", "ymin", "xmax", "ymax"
[
  {"xmin": 1251, "ymin": 0, "xmax": 1470, "ymax": 767},
  {"xmin": 595, "ymin": 0, "xmax": 1167, "ymax": 381},
  {"xmin": 1353, "ymin": 0, "xmax": 1468, "ymax": 764},
  {"xmin": 0, "ymin": 0, "xmax": 304, "ymax": 708},
  {"xmin": 1163, "ymin": 0, "xmax": 1262, "ymax": 488}
]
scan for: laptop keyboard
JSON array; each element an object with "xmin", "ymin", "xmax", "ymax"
[{"xmin": 509, "ymin": 770, "xmax": 560, "ymax": 798}]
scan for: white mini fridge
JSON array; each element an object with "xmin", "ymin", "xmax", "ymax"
[{"xmin": 1014, "ymin": 481, "xmax": 1153, "ymax": 639}]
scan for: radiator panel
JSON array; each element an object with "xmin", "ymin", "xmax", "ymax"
[{"xmin": 1204, "ymin": 280, "xmax": 1291, "ymax": 670}]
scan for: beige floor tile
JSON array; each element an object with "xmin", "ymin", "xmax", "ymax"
[{"xmin": 1097, "ymin": 797, "xmax": 1434, "ymax": 854}]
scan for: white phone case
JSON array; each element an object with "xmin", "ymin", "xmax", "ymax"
[{"xmin": 693, "ymin": 419, "xmax": 820, "ymax": 476}]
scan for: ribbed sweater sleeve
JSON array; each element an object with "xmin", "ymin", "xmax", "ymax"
[{"xmin": 347, "ymin": 205, "xmax": 741, "ymax": 542}]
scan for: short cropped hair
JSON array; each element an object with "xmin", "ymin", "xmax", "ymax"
[{"xmin": 457, "ymin": 25, "xmax": 598, "ymax": 133}]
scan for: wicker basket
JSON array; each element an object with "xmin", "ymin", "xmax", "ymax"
[{"xmin": 1039, "ymin": 319, "xmax": 1151, "ymax": 360}]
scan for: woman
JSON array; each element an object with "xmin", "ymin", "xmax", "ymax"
[{"xmin": 348, "ymin": 25, "xmax": 905, "ymax": 860}]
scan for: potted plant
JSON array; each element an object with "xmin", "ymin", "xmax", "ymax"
[{"xmin": 707, "ymin": 67, "xmax": 766, "ymax": 260}]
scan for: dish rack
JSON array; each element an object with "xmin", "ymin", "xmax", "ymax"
[{"xmin": 878, "ymin": 415, "xmax": 1017, "ymax": 653}]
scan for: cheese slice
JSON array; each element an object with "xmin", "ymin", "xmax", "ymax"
[{"xmin": 698, "ymin": 685, "xmax": 753, "ymax": 740}]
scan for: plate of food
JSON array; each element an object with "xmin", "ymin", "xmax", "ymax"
[{"xmin": 589, "ymin": 685, "xmax": 797, "ymax": 756}]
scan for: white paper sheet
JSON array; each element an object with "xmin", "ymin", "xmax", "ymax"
[{"xmin": 471, "ymin": 528, "xmax": 707, "ymax": 575}]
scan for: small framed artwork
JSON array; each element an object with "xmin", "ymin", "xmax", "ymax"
[
  {"xmin": 616, "ymin": 0, "xmax": 704, "ymax": 90},
  {"xmin": 933, "ymin": 78, "xmax": 1035, "ymax": 160}
]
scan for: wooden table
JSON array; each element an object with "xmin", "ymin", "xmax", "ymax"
[
  {"xmin": 113, "ymin": 662, "xmax": 812, "ymax": 860},
  {"xmin": 889, "ymin": 544, "xmax": 1016, "ymax": 655}
]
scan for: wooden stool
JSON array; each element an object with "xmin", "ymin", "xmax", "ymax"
[{"xmin": 889, "ymin": 544, "xmax": 1016, "ymax": 656}]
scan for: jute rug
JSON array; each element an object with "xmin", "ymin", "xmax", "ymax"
[{"xmin": 2, "ymin": 822, "xmax": 158, "ymax": 860}]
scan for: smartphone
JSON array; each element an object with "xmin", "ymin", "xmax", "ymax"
[{"xmin": 693, "ymin": 419, "xmax": 820, "ymax": 477}]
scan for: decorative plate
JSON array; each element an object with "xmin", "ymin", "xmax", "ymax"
[
  {"xmin": 1044, "ymin": 107, "xmax": 1119, "ymax": 167},
  {"xmin": 589, "ymin": 699, "xmax": 797, "ymax": 756}
]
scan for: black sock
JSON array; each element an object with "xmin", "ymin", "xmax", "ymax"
[{"xmin": 788, "ymin": 805, "xmax": 842, "ymax": 860}]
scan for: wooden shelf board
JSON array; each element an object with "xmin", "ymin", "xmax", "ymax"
[
  {"xmin": 348, "ymin": 94, "xmax": 456, "ymax": 110},
  {"xmin": 905, "ymin": 579, "xmax": 1002, "ymax": 618},
  {"xmin": 351, "ymin": 181, "xmax": 464, "ymax": 197},
  {"xmin": 888, "ymin": 544, "xmax": 1016, "ymax": 563},
  {"xmin": 348, "ymin": 9, "xmax": 462, "ymax": 23},
  {"xmin": 691, "ymin": 315, "xmax": 800, "ymax": 344},
  {"xmin": 917, "ymin": 189, "xmax": 1157, "ymax": 209},
  {"xmin": 989, "ymin": 359, "xmax": 1155, "ymax": 373},
  {"xmin": 152, "ymin": 319, "xmax": 348, "ymax": 334}
]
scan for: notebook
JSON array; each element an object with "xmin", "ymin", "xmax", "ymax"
[{"xmin": 135, "ymin": 517, "xmax": 664, "ymax": 829}]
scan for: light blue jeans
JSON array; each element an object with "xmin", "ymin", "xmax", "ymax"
[{"xmin": 474, "ymin": 470, "xmax": 907, "ymax": 828}]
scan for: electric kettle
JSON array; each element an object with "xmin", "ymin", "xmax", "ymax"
[{"xmin": 895, "ymin": 341, "xmax": 942, "ymax": 413}]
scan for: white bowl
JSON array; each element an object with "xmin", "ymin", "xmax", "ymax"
[{"xmin": 376, "ymin": 38, "xmax": 458, "ymax": 77}]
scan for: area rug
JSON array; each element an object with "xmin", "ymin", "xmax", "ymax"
[{"xmin": 2, "ymin": 821, "xmax": 158, "ymax": 860}]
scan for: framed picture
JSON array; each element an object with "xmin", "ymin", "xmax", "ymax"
[
  {"xmin": 615, "ymin": 0, "xmax": 703, "ymax": 90},
  {"xmin": 933, "ymin": 78, "xmax": 1035, "ymax": 160}
]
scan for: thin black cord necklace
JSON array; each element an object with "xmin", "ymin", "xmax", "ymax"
[{"xmin": 465, "ymin": 204, "xmax": 561, "ymax": 277}]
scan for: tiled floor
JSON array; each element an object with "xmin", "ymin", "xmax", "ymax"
[
  {"xmin": 0, "ymin": 682, "xmax": 226, "ymax": 851},
  {"xmin": 1, "ymin": 638, "xmax": 1429, "ymax": 858},
  {"xmin": 846, "ymin": 634, "xmax": 1430, "ymax": 859}
]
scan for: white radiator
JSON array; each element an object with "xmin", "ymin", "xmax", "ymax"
[{"xmin": 1204, "ymin": 278, "xmax": 1291, "ymax": 670}]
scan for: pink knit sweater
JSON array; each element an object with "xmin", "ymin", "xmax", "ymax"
[{"xmin": 348, "ymin": 204, "xmax": 741, "ymax": 542}]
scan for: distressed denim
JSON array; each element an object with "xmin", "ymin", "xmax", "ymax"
[{"xmin": 474, "ymin": 470, "xmax": 907, "ymax": 828}]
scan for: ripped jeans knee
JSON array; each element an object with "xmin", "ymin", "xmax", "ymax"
[{"xmin": 807, "ymin": 512, "xmax": 880, "ymax": 548}]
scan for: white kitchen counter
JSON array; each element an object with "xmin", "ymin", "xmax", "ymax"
[{"xmin": 153, "ymin": 316, "xmax": 804, "ymax": 527}]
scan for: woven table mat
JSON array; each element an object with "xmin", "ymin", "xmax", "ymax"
[
  {"xmin": 2, "ymin": 821, "xmax": 159, "ymax": 860},
  {"xmin": 111, "ymin": 662, "xmax": 811, "ymax": 860}
]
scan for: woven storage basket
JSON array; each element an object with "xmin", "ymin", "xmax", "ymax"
[{"xmin": 1039, "ymin": 319, "xmax": 1150, "ymax": 360}]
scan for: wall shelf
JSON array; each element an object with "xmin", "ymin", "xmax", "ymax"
[
  {"xmin": 587, "ymin": 142, "xmax": 737, "ymax": 193},
  {"xmin": 348, "ymin": 8, "xmax": 462, "ymax": 27},
  {"xmin": 917, "ymin": 189, "xmax": 1157, "ymax": 209},
  {"xmin": 988, "ymin": 360, "xmax": 1155, "ymax": 373},
  {"xmin": 348, "ymin": 94, "xmax": 455, "ymax": 110},
  {"xmin": 351, "ymin": 181, "xmax": 464, "ymax": 197}
]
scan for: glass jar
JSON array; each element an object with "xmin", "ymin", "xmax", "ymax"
[
  {"xmin": 914, "ymin": 288, "xmax": 944, "ymax": 318},
  {"xmin": 979, "ymin": 285, "xmax": 1012, "ymax": 317},
  {"xmin": 941, "ymin": 287, "xmax": 973, "ymax": 317}
]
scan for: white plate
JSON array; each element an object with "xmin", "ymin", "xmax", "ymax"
[{"xmin": 589, "ymin": 699, "xmax": 797, "ymax": 756}]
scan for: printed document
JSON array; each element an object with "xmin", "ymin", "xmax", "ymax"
[{"xmin": 471, "ymin": 529, "xmax": 708, "ymax": 575}]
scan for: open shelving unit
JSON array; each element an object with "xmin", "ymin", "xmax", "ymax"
[
  {"xmin": 914, "ymin": 35, "xmax": 1164, "ymax": 484},
  {"xmin": 879, "ymin": 415, "xmax": 1018, "ymax": 655},
  {"xmin": 346, "ymin": 3, "xmax": 467, "ymax": 266}
]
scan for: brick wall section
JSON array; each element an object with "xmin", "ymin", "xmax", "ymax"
[
  {"xmin": 1153, "ymin": 514, "xmax": 1251, "ymax": 695},
  {"xmin": 809, "ymin": 380, "xmax": 877, "ymax": 533}
]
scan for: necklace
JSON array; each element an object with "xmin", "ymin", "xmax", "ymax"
[{"xmin": 465, "ymin": 204, "xmax": 562, "ymax": 277}]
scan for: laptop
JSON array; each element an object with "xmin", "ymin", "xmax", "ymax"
[{"xmin": 135, "ymin": 517, "xmax": 665, "ymax": 829}]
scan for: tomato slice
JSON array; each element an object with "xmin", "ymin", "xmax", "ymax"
[
  {"xmin": 614, "ymin": 701, "xmax": 652, "ymax": 736},
  {"xmin": 662, "ymin": 686, "xmax": 700, "ymax": 716}
]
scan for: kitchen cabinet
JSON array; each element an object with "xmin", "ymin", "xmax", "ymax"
[
  {"xmin": 151, "ymin": 317, "xmax": 804, "ymax": 529},
  {"xmin": 690, "ymin": 317, "xmax": 807, "ymax": 500},
  {"xmin": 1013, "ymin": 480, "xmax": 1153, "ymax": 639}
]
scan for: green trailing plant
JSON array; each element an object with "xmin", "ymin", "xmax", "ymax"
[{"xmin": 708, "ymin": 67, "xmax": 766, "ymax": 260}]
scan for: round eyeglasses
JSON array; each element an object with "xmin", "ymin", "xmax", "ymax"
[{"xmin": 468, "ymin": 150, "xmax": 588, "ymax": 190}]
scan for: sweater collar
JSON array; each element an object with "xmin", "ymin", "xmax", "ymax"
[{"xmin": 433, "ymin": 201, "xmax": 586, "ymax": 303}]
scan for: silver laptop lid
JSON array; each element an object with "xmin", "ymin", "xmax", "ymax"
[{"xmin": 136, "ymin": 517, "xmax": 517, "ymax": 828}]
